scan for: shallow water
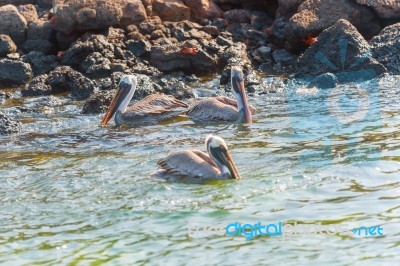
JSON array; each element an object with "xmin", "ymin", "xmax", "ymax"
[{"xmin": 0, "ymin": 74, "xmax": 399, "ymax": 265}]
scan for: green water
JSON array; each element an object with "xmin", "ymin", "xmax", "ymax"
[{"xmin": 0, "ymin": 75, "xmax": 399, "ymax": 265}]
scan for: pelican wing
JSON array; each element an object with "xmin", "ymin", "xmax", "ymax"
[
  {"xmin": 156, "ymin": 150, "xmax": 220, "ymax": 180},
  {"xmin": 215, "ymin": 96, "xmax": 256, "ymax": 114},
  {"xmin": 185, "ymin": 97, "xmax": 240, "ymax": 121},
  {"xmin": 126, "ymin": 94, "xmax": 188, "ymax": 115}
]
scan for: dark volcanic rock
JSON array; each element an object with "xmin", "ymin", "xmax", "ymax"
[
  {"xmin": 0, "ymin": 59, "xmax": 32, "ymax": 87},
  {"xmin": 22, "ymin": 51, "xmax": 58, "ymax": 76},
  {"xmin": 150, "ymin": 41, "xmax": 218, "ymax": 74},
  {"xmin": 272, "ymin": 49, "xmax": 296, "ymax": 65},
  {"xmin": 370, "ymin": 23, "xmax": 400, "ymax": 74},
  {"xmin": 21, "ymin": 74, "xmax": 52, "ymax": 96},
  {"xmin": 0, "ymin": 111, "xmax": 21, "ymax": 135},
  {"xmin": 47, "ymin": 66, "xmax": 95, "ymax": 100},
  {"xmin": 80, "ymin": 52, "xmax": 112, "ymax": 79},
  {"xmin": 62, "ymin": 34, "xmax": 115, "ymax": 67},
  {"xmin": 82, "ymin": 90, "xmax": 114, "ymax": 114},
  {"xmin": 285, "ymin": 0, "xmax": 381, "ymax": 53},
  {"xmin": 295, "ymin": 19, "xmax": 386, "ymax": 78},
  {"xmin": 126, "ymin": 39, "xmax": 152, "ymax": 57},
  {"xmin": 0, "ymin": 5, "xmax": 27, "ymax": 45},
  {"xmin": 0, "ymin": 34, "xmax": 16, "ymax": 57}
]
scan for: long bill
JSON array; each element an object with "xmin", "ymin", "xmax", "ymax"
[
  {"xmin": 237, "ymin": 80, "xmax": 252, "ymax": 124},
  {"xmin": 211, "ymin": 146, "xmax": 241, "ymax": 180},
  {"xmin": 100, "ymin": 87, "xmax": 127, "ymax": 127}
]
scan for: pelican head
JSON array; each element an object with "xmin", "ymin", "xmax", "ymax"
[
  {"xmin": 206, "ymin": 135, "xmax": 241, "ymax": 180},
  {"xmin": 101, "ymin": 75, "xmax": 137, "ymax": 127},
  {"xmin": 231, "ymin": 66, "xmax": 252, "ymax": 123}
]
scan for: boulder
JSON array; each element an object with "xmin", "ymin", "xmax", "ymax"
[
  {"xmin": 22, "ymin": 51, "xmax": 58, "ymax": 75},
  {"xmin": 0, "ymin": 111, "xmax": 21, "ymax": 135},
  {"xmin": 0, "ymin": 59, "xmax": 32, "ymax": 87},
  {"xmin": 356, "ymin": 0, "xmax": 400, "ymax": 20},
  {"xmin": 0, "ymin": 5, "xmax": 27, "ymax": 45},
  {"xmin": 17, "ymin": 4, "xmax": 38, "ymax": 24},
  {"xmin": 82, "ymin": 90, "xmax": 114, "ymax": 114},
  {"xmin": 285, "ymin": 0, "xmax": 381, "ymax": 52},
  {"xmin": 46, "ymin": 66, "xmax": 95, "ymax": 100},
  {"xmin": 62, "ymin": 34, "xmax": 114, "ymax": 67},
  {"xmin": 52, "ymin": 0, "xmax": 147, "ymax": 34},
  {"xmin": 120, "ymin": 0, "xmax": 148, "ymax": 25},
  {"xmin": 0, "ymin": 34, "xmax": 16, "ymax": 57},
  {"xmin": 370, "ymin": 23, "xmax": 400, "ymax": 74},
  {"xmin": 150, "ymin": 40, "xmax": 218, "ymax": 74},
  {"xmin": 276, "ymin": 0, "xmax": 304, "ymax": 16},
  {"xmin": 152, "ymin": 0, "xmax": 190, "ymax": 21},
  {"xmin": 21, "ymin": 74, "xmax": 52, "ymax": 96},
  {"xmin": 295, "ymin": 19, "xmax": 386, "ymax": 77},
  {"xmin": 23, "ymin": 39, "xmax": 54, "ymax": 54},
  {"xmin": 183, "ymin": 0, "xmax": 223, "ymax": 21}
]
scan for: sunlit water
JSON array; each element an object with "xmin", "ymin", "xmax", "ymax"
[{"xmin": 0, "ymin": 74, "xmax": 399, "ymax": 265}]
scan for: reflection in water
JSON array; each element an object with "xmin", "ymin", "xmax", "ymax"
[{"xmin": 0, "ymin": 75, "xmax": 399, "ymax": 265}]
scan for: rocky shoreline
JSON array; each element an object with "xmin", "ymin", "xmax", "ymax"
[{"xmin": 0, "ymin": 0, "xmax": 399, "ymax": 134}]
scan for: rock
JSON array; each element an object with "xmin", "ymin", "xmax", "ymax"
[
  {"xmin": 21, "ymin": 74, "xmax": 52, "ymax": 96},
  {"xmin": 52, "ymin": 0, "xmax": 119, "ymax": 34},
  {"xmin": 224, "ymin": 9, "xmax": 250, "ymax": 23},
  {"xmin": 134, "ymin": 74, "xmax": 163, "ymax": 99},
  {"xmin": 0, "ymin": 34, "xmax": 16, "ymax": 57},
  {"xmin": 0, "ymin": 0, "xmax": 35, "ymax": 6},
  {"xmin": 120, "ymin": 0, "xmax": 148, "ymax": 26},
  {"xmin": 158, "ymin": 72, "xmax": 195, "ymax": 98},
  {"xmin": 47, "ymin": 66, "xmax": 95, "ymax": 100},
  {"xmin": 82, "ymin": 90, "xmax": 114, "ymax": 114},
  {"xmin": 276, "ymin": 0, "xmax": 304, "ymax": 17},
  {"xmin": 0, "ymin": 59, "xmax": 32, "ymax": 87},
  {"xmin": 27, "ymin": 20, "xmax": 53, "ymax": 41},
  {"xmin": 22, "ymin": 51, "xmax": 58, "ymax": 75},
  {"xmin": 150, "ymin": 41, "xmax": 218, "ymax": 74},
  {"xmin": 219, "ymin": 42, "xmax": 253, "ymax": 85},
  {"xmin": 62, "ymin": 34, "xmax": 114, "ymax": 67},
  {"xmin": 370, "ymin": 23, "xmax": 400, "ymax": 74},
  {"xmin": 80, "ymin": 52, "xmax": 112, "ymax": 79},
  {"xmin": 356, "ymin": 0, "xmax": 400, "ymax": 20},
  {"xmin": 126, "ymin": 39, "xmax": 152, "ymax": 57},
  {"xmin": 138, "ymin": 16, "xmax": 166, "ymax": 35},
  {"xmin": 23, "ymin": 39, "xmax": 54, "ymax": 54},
  {"xmin": 17, "ymin": 4, "xmax": 38, "ymax": 24},
  {"xmin": 286, "ymin": 0, "xmax": 381, "ymax": 52},
  {"xmin": 152, "ymin": 0, "xmax": 191, "ymax": 21},
  {"xmin": 183, "ymin": 0, "xmax": 223, "ymax": 21},
  {"xmin": 0, "ymin": 5, "xmax": 27, "ymax": 45},
  {"xmin": 251, "ymin": 46, "xmax": 271, "ymax": 63},
  {"xmin": 295, "ymin": 19, "xmax": 386, "ymax": 77},
  {"xmin": 0, "ymin": 111, "xmax": 21, "ymax": 135},
  {"xmin": 308, "ymin": 73, "xmax": 338, "ymax": 89},
  {"xmin": 272, "ymin": 49, "xmax": 296, "ymax": 65},
  {"xmin": 52, "ymin": 0, "xmax": 147, "ymax": 34}
]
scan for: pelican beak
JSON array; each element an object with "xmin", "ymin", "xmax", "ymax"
[
  {"xmin": 237, "ymin": 79, "xmax": 252, "ymax": 124},
  {"xmin": 100, "ymin": 83, "xmax": 130, "ymax": 127},
  {"xmin": 222, "ymin": 148, "xmax": 241, "ymax": 180}
]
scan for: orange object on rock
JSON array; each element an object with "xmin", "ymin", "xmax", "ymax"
[
  {"xmin": 303, "ymin": 34, "xmax": 318, "ymax": 46},
  {"xmin": 180, "ymin": 46, "xmax": 199, "ymax": 56}
]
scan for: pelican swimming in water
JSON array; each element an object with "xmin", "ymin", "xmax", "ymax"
[
  {"xmin": 101, "ymin": 75, "xmax": 189, "ymax": 127},
  {"xmin": 152, "ymin": 135, "xmax": 241, "ymax": 182},
  {"xmin": 185, "ymin": 66, "xmax": 255, "ymax": 124}
]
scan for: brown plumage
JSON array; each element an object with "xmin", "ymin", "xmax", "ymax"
[
  {"xmin": 185, "ymin": 66, "xmax": 255, "ymax": 124},
  {"xmin": 185, "ymin": 96, "xmax": 255, "ymax": 123},
  {"xmin": 152, "ymin": 135, "xmax": 241, "ymax": 183},
  {"xmin": 116, "ymin": 93, "xmax": 188, "ymax": 127},
  {"xmin": 101, "ymin": 75, "xmax": 188, "ymax": 127}
]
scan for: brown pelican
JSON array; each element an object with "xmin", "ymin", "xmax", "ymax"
[
  {"xmin": 152, "ymin": 135, "xmax": 241, "ymax": 182},
  {"xmin": 185, "ymin": 66, "xmax": 255, "ymax": 124},
  {"xmin": 101, "ymin": 75, "xmax": 189, "ymax": 127}
]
